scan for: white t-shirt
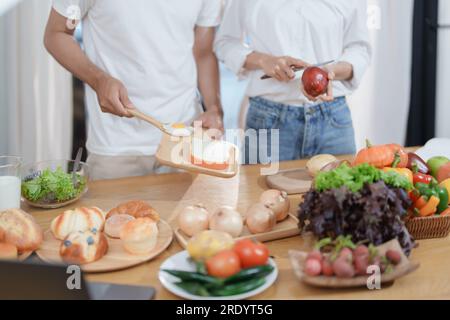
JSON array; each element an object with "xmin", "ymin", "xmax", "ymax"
[
  {"xmin": 53, "ymin": 0, "xmax": 223, "ymax": 156},
  {"xmin": 214, "ymin": 0, "xmax": 371, "ymax": 106}
]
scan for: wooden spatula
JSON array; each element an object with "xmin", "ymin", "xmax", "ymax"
[{"xmin": 129, "ymin": 108, "xmax": 192, "ymax": 137}]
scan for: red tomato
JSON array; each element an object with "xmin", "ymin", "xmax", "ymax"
[
  {"xmin": 205, "ymin": 250, "xmax": 241, "ymax": 278},
  {"xmin": 233, "ymin": 239, "xmax": 270, "ymax": 268}
]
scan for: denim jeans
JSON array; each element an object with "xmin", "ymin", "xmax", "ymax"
[{"xmin": 244, "ymin": 96, "xmax": 356, "ymax": 164}]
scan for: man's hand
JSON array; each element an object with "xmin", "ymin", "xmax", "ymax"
[
  {"xmin": 94, "ymin": 73, "xmax": 134, "ymax": 117},
  {"xmin": 259, "ymin": 55, "xmax": 310, "ymax": 82},
  {"xmin": 195, "ymin": 108, "xmax": 224, "ymax": 139}
]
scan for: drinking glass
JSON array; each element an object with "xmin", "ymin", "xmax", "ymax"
[{"xmin": 0, "ymin": 156, "xmax": 22, "ymax": 211}]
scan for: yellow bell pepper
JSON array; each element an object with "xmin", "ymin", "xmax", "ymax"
[
  {"xmin": 419, "ymin": 196, "xmax": 440, "ymax": 217},
  {"xmin": 439, "ymin": 178, "xmax": 450, "ymax": 204}
]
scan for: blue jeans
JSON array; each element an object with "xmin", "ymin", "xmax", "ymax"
[{"xmin": 244, "ymin": 96, "xmax": 356, "ymax": 164}]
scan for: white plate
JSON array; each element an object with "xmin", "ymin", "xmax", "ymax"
[
  {"xmin": 415, "ymin": 138, "xmax": 450, "ymax": 161},
  {"xmin": 159, "ymin": 251, "xmax": 278, "ymax": 300}
]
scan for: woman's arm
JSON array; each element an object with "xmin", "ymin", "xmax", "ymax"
[{"xmin": 338, "ymin": 0, "xmax": 372, "ymax": 89}]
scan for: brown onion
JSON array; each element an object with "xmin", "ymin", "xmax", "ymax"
[
  {"xmin": 177, "ymin": 204, "xmax": 209, "ymax": 237},
  {"xmin": 245, "ymin": 203, "xmax": 276, "ymax": 234},
  {"xmin": 209, "ymin": 206, "xmax": 244, "ymax": 238},
  {"xmin": 260, "ymin": 189, "xmax": 290, "ymax": 222}
]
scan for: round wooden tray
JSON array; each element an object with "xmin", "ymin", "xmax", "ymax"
[
  {"xmin": 18, "ymin": 251, "xmax": 33, "ymax": 261},
  {"xmin": 36, "ymin": 219, "xmax": 173, "ymax": 273}
]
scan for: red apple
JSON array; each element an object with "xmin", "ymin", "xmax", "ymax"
[{"xmin": 302, "ymin": 67, "xmax": 329, "ymax": 97}]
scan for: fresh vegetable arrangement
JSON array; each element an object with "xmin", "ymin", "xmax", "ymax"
[
  {"xmin": 22, "ymin": 167, "xmax": 87, "ymax": 204},
  {"xmin": 303, "ymin": 236, "xmax": 403, "ymax": 278},
  {"xmin": 299, "ymin": 162, "xmax": 415, "ymax": 255},
  {"xmin": 164, "ymin": 238, "xmax": 274, "ymax": 297},
  {"xmin": 404, "ymin": 154, "xmax": 450, "ymax": 218}
]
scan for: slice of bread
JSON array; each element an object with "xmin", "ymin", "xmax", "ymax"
[{"xmin": 190, "ymin": 138, "xmax": 233, "ymax": 170}]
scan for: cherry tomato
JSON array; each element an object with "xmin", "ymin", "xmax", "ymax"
[
  {"xmin": 413, "ymin": 173, "xmax": 433, "ymax": 185},
  {"xmin": 205, "ymin": 250, "xmax": 241, "ymax": 278},
  {"xmin": 233, "ymin": 239, "xmax": 269, "ymax": 268}
]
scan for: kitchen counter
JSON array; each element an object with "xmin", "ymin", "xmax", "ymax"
[{"xmin": 28, "ymin": 158, "xmax": 450, "ymax": 300}]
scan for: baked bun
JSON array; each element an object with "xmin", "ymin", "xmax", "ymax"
[
  {"xmin": 60, "ymin": 229, "xmax": 108, "ymax": 264},
  {"xmin": 120, "ymin": 218, "xmax": 158, "ymax": 255},
  {"xmin": 51, "ymin": 207, "xmax": 105, "ymax": 240},
  {"xmin": 104, "ymin": 214, "xmax": 135, "ymax": 239},
  {"xmin": 0, "ymin": 209, "xmax": 43, "ymax": 252},
  {"xmin": 106, "ymin": 201, "xmax": 159, "ymax": 222},
  {"xmin": 0, "ymin": 243, "xmax": 18, "ymax": 260}
]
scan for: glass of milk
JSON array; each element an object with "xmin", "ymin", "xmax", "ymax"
[{"xmin": 0, "ymin": 156, "xmax": 22, "ymax": 211}]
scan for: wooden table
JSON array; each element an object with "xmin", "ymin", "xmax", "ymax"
[{"xmin": 28, "ymin": 159, "xmax": 450, "ymax": 300}]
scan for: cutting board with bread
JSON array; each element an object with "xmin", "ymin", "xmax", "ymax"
[{"xmin": 36, "ymin": 201, "xmax": 173, "ymax": 273}]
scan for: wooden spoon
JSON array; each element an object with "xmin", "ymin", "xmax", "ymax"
[{"xmin": 129, "ymin": 108, "xmax": 192, "ymax": 137}]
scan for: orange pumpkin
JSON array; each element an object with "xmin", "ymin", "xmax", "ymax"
[
  {"xmin": 386, "ymin": 144, "xmax": 408, "ymax": 168},
  {"xmin": 353, "ymin": 141, "xmax": 407, "ymax": 168}
]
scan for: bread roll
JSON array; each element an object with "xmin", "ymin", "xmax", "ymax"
[
  {"xmin": 0, "ymin": 209, "xmax": 43, "ymax": 252},
  {"xmin": 60, "ymin": 229, "xmax": 108, "ymax": 264},
  {"xmin": 104, "ymin": 214, "xmax": 135, "ymax": 239},
  {"xmin": 51, "ymin": 207, "xmax": 105, "ymax": 240},
  {"xmin": 106, "ymin": 201, "xmax": 159, "ymax": 222},
  {"xmin": 120, "ymin": 218, "xmax": 158, "ymax": 255},
  {"xmin": 0, "ymin": 243, "xmax": 18, "ymax": 260}
]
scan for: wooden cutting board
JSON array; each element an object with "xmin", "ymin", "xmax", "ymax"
[
  {"xmin": 174, "ymin": 213, "xmax": 300, "ymax": 249},
  {"xmin": 265, "ymin": 168, "xmax": 312, "ymax": 195},
  {"xmin": 156, "ymin": 133, "xmax": 239, "ymax": 179}
]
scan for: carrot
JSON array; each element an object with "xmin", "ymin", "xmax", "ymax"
[
  {"xmin": 419, "ymin": 196, "xmax": 440, "ymax": 217},
  {"xmin": 440, "ymin": 208, "xmax": 450, "ymax": 217},
  {"xmin": 414, "ymin": 196, "xmax": 428, "ymax": 210}
]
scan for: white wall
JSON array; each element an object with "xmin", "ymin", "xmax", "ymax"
[
  {"xmin": 0, "ymin": 0, "xmax": 22, "ymax": 16},
  {"xmin": 348, "ymin": 0, "xmax": 414, "ymax": 148},
  {"xmin": 436, "ymin": 0, "xmax": 450, "ymax": 138},
  {"xmin": 0, "ymin": 16, "xmax": 9, "ymax": 155},
  {"xmin": 0, "ymin": 0, "xmax": 73, "ymax": 163}
]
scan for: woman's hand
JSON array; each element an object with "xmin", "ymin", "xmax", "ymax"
[
  {"xmin": 300, "ymin": 68, "xmax": 336, "ymax": 102},
  {"xmin": 260, "ymin": 55, "xmax": 309, "ymax": 82},
  {"xmin": 244, "ymin": 52, "xmax": 309, "ymax": 82}
]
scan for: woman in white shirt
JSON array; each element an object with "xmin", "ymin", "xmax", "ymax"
[{"xmin": 215, "ymin": 0, "xmax": 371, "ymax": 163}]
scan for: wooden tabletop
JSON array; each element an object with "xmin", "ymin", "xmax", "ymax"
[{"xmin": 27, "ymin": 158, "xmax": 450, "ymax": 300}]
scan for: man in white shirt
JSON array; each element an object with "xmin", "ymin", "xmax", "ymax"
[{"xmin": 44, "ymin": 0, "xmax": 224, "ymax": 180}]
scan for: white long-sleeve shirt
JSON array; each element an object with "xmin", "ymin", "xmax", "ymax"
[{"xmin": 214, "ymin": 0, "xmax": 372, "ymax": 106}]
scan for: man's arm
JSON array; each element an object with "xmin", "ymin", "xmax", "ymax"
[
  {"xmin": 193, "ymin": 26, "xmax": 224, "ymax": 133},
  {"xmin": 44, "ymin": 9, "xmax": 133, "ymax": 117}
]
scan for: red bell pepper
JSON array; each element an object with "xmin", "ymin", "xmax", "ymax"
[{"xmin": 413, "ymin": 173, "xmax": 433, "ymax": 185}]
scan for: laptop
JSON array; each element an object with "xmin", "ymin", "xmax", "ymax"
[{"xmin": 0, "ymin": 260, "xmax": 156, "ymax": 300}]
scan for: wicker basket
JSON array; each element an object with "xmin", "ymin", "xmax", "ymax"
[{"xmin": 406, "ymin": 215, "xmax": 450, "ymax": 240}]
